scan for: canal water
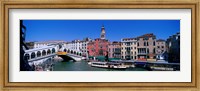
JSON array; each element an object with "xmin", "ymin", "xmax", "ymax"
[{"xmin": 53, "ymin": 60, "xmax": 148, "ymax": 71}]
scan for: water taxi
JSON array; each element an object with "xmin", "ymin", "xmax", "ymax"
[{"xmin": 89, "ymin": 62, "xmax": 128, "ymax": 69}]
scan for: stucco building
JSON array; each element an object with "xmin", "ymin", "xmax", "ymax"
[
  {"xmin": 136, "ymin": 33, "xmax": 157, "ymax": 61},
  {"xmin": 121, "ymin": 38, "xmax": 137, "ymax": 60},
  {"xmin": 108, "ymin": 41, "xmax": 121, "ymax": 58},
  {"xmin": 65, "ymin": 38, "xmax": 91, "ymax": 57},
  {"xmin": 156, "ymin": 39, "xmax": 166, "ymax": 54}
]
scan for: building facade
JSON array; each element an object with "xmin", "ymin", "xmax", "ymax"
[
  {"xmin": 137, "ymin": 33, "xmax": 157, "ymax": 61},
  {"xmin": 80, "ymin": 38, "xmax": 91, "ymax": 57},
  {"xmin": 121, "ymin": 38, "xmax": 137, "ymax": 60},
  {"xmin": 87, "ymin": 25, "xmax": 109, "ymax": 57},
  {"xmin": 87, "ymin": 38, "xmax": 109, "ymax": 57},
  {"xmin": 65, "ymin": 40, "xmax": 82, "ymax": 52},
  {"xmin": 156, "ymin": 39, "xmax": 166, "ymax": 54},
  {"xmin": 65, "ymin": 38, "xmax": 91, "ymax": 56},
  {"xmin": 108, "ymin": 41, "xmax": 121, "ymax": 58},
  {"xmin": 166, "ymin": 32, "xmax": 180, "ymax": 63}
]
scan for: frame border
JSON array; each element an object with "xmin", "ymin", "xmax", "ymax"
[{"xmin": 0, "ymin": 0, "xmax": 199, "ymax": 91}]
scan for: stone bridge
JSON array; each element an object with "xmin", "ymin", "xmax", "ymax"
[{"xmin": 24, "ymin": 44, "xmax": 84, "ymax": 64}]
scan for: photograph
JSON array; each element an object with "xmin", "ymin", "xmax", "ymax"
[
  {"xmin": 20, "ymin": 20, "xmax": 180, "ymax": 71},
  {"xmin": 1, "ymin": 0, "xmax": 198, "ymax": 90}
]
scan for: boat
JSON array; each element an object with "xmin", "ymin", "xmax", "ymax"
[{"xmin": 90, "ymin": 62, "xmax": 128, "ymax": 69}]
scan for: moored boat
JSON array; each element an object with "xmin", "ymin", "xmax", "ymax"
[{"xmin": 90, "ymin": 62, "xmax": 128, "ymax": 69}]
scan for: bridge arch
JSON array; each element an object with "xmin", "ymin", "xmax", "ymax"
[
  {"xmin": 70, "ymin": 50, "xmax": 73, "ymax": 54},
  {"xmin": 42, "ymin": 50, "xmax": 46, "ymax": 56},
  {"xmin": 47, "ymin": 49, "xmax": 51, "ymax": 55},
  {"xmin": 24, "ymin": 54, "xmax": 30, "ymax": 60},
  {"xmin": 31, "ymin": 52, "xmax": 36, "ymax": 59},
  {"xmin": 37, "ymin": 51, "xmax": 41, "ymax": 57},
  {"xmin": 52, "ymin": 48, "xmax": 55, "ymax": 53},
  {"xmin": 64, "ymin": 49, "xmax": 67, "ymax": 52}
]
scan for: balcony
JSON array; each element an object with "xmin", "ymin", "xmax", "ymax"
[{"xmin": 137, "ymin": 52, "xmax": 148, "ymax": 55}]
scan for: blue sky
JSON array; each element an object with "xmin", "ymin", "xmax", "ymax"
[{"xmin": 23, "ymin": 20, "xmax": 180, "ymax": 42}]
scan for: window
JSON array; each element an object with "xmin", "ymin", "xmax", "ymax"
[
  {"xmin": 147, "ymin": 42, "xmax": 149, "ymax": 46},
  {"xmin": 157, "ymin": 46, "xmax": 160, "ymax": 48},
  {"xmin": 162, "ymin": 46, "xmax": 164, "ymax": 48},
  {"xmin": 144, "ymin": 42, "xmax": 146, "ymax": 46},
  {"xmin": 153, "ymin": 48, "xmax": 156, "ymax": 54},
  {"xmin": 153, "ymin": 41, "xmax": 156, "ymax": 46},
  {"xmin": 147, "ymin": 48, "xmax": 149, "ymax": 53},
  {"xmin": 137, "ymin": 42, "xmax": 139, "ymax": 46}
]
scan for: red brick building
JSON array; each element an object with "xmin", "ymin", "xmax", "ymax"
[
  {"xmin": 87, "ymin": 38, "xmax": 109, "ymax": 56},
  {"xmin": 87, "ymin": 25, "xmax": 109, "ymax": 57}
]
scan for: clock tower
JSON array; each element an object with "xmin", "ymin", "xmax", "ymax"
[{"xmin": 100, "ymin": 25, "xmax": 106, "ymax": 39}]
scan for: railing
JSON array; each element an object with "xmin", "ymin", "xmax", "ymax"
[
  {"xmin": 28, "ymin": 53, "xmax": 56, "ymax": 62},
  {"xmin": 137, "ymin": 53, "xmax": 147, "ymax": 55},
  {"xmin": 67, "ymin": 53, "xmax": 82, "ymax": 58}
]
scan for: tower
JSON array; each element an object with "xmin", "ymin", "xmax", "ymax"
[{"xmin": 100, "ymin": 25, "xmax": 106, "ymax": 39}]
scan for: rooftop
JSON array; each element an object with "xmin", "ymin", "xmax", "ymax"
[
  {"xmin": 137, "ymin": 33, "xmax": 156, "ymax": 39},
  {"xmin": 156, "ymin": 39, "xmax": 165, "ymax": 42}
]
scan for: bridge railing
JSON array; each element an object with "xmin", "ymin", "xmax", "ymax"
[
  {"xmin": 67, "ymin": 53, "xmax": 82, "ymax": 58},
  {"xmin": 28, "ymin": 53, "xmax": 56, "ymax": 62}
]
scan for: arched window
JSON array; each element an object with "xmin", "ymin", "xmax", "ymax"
[
  {"xmin": 42, "ymin": 50, "xmax": 46, "ymax": 56},
  {"xmin": 153, "ymin": 48, "xmax": 156, "ymax": 54},
  {"xmin": 153, "ymin": 41, "xmax": 156, "ymax": 46},
  {"xmin": 37, "ymin": 51, "xmax": 41, "ymax": 57},
  {"xmin": 31, "ymin": 52, "xmax": 36, "ymax": 59}
]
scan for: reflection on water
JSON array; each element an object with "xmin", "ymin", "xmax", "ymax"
[{"xmin": 53, "ymin": 61, "xmax": 147, "ymax": 71}]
